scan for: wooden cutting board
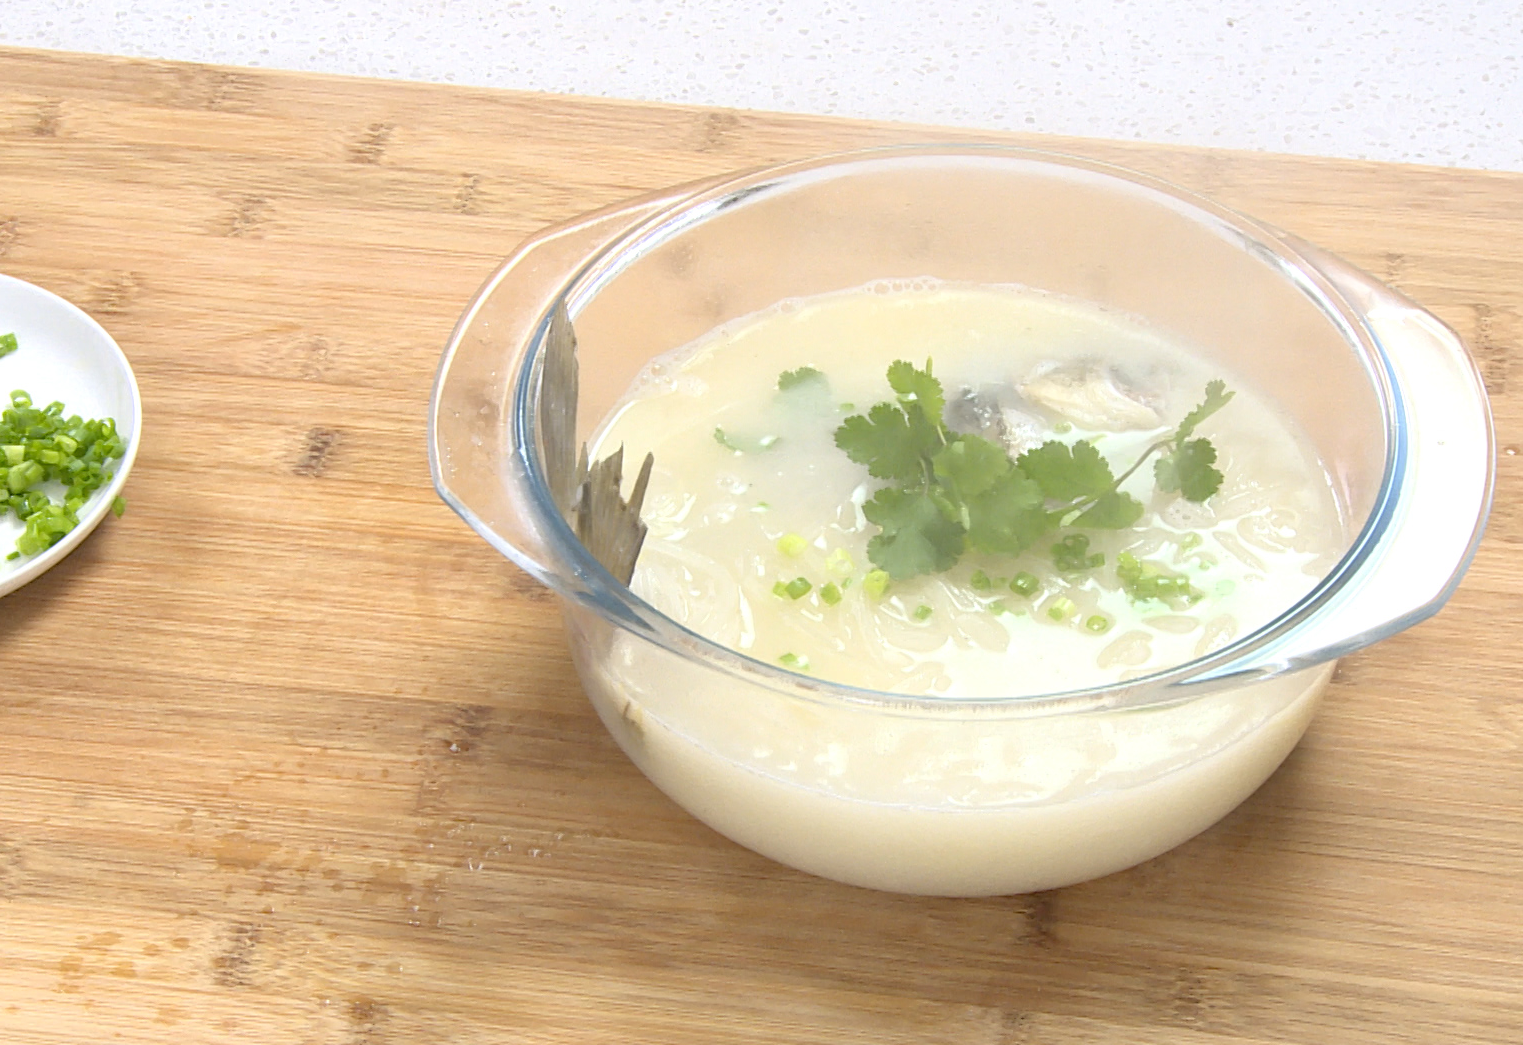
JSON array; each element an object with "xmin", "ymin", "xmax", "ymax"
[{"xmin": 0, "ymin": 46, "xmax": 1519, "ymax": 1045}]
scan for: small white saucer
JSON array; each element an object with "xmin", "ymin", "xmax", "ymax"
[{"xmin": 0, "ymin": 273, "xmax": 141, "ymax": 597}]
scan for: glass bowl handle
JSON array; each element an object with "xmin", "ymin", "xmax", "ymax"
[
  {"xmin": 428, "ymin": 185, "xmax": 703, "ymax": 589},
  {"xmin": 1199, "ymin": 236, "xmax": 1495, "ymax": 684}
]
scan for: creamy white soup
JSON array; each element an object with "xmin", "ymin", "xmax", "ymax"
[{"xmin": 577, "ymin": 281, "xmax": 1343, "ymax": 894}]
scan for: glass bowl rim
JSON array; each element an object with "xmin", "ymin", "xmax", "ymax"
[{"xmin": 502, "ymin": 143, "xmax": 1405, "ymax": 718}]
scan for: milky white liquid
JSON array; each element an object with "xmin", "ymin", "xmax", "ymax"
[{"xmin": 578, "ymin": 283, "xmax": 1344, "ymax": 895}]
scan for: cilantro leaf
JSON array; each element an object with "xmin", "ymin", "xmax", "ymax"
[
  {"xmin": 862, "ymin": 487, "xmax": 964, "ymax": 579},
  {"xmin": 1073, "ymin": 489, "xmax": 1145, "ymax": 529},
  {"xmin": 932, "ymin": 433, "xmax": 1012, "ymax": 500},
  {"xmin": 964, "ymin": 469, "xmax": 1047, "ymax": 555},
  {"xmin": 836, "ymin": 362, "xmax": 1234, "ymax": 589},
  {"xmin": 777, "ymin": 366, "xmax": 828, "ymax": 391},
  {"xmin": 1017, "ymin": 440, "xmax": 1115, "ymax": 502},
  {"xmin": 777, "ymin": 365, "xmax": 833, "ymax": 413},
  {"xmin": 886, "ymin": 359, "xmax": 946, "ymax": 428},
  {"xmin": 1173, "ymin": 379, "xmax": 1234, "ymax": 444},
  {"xmin": 714, "ymin": 427, "xmax": 779, "ymax": 454},
  {"xmin": 1154, "ymin": 438, "xmax": 1222, "ymax": 502},
  {"xmin": 834, "ymin": 401, "xmax": 936, "ymax": 483}
]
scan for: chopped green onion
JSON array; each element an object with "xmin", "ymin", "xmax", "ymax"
[
  {"xmin": 912, "ymin": 604, "xmax": 933, "ymax": 622},
  {"xmin": 0, "ymin": 333, "xmax": 16, "ymax": 358},
  {"xmin": 1117, "ymin": 552, "xmax": 1203, "ymax": 603},
  {"xmin": 1010, "ymin": 571, "xmax": 1039, "ymax": 598},
  {"xmin": 824, "ymin": 547, "xmax": 854, "ymax": 575},
  {"xmin": 8, "ymin": 461, "xmax": 42, "ymax": 493},
  {"xmin": 0, "ymin": 388, "xmax": 127, "ymax": 557},
  {"xmin": 770, "ymin": 576, "xmax": 812, "ymax": 600},
  {"xmin": 776, "ymin": 532, "xmax": 807, "ymax": 558},
  {"xmin": 1052, "ymin": 533, "xmax": 1104, "ymax": 572},
  {"xmin": 1085, "ymin": 614, "xmax": 1112, "ymax": 633},
  {"xmin": 862, "ymin": 569, "xmax": 891, "ymax": 599},
  {"xmin": 1046, "ymin": 596, "xmax": 1077, "ymax": 622},
  {"xmin": 970, "ymin": 569, "xmax": 992, "ymax": 591},
  {"xmin": 819, "ymin": 582, "xmax": 842, "ymax": 606},
  {"xmin": 778, "ymin": 652, "xmax": 810, "ymax": 671}
]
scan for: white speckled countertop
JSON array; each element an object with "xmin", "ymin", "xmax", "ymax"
[{"xmin": 3, "ymin": 1, "xmax": 1520, "ymax": 171}]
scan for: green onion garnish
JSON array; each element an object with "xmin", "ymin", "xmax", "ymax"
[
  {"xmin": 0, "ymin": 387, "xmax": 126, "ymax": 558},
  {"xmin": 824, "ymin": 547, "xmax": 854, "ymax": 575},
  {"xmin": 776, "ymin": 533, "xmax": 807, "ymax": 558},
  {"xmin": 772, "ymin": 576, "xmax": 811, "ymax": 600},
  {"xmin": 1047, "ymin": 596, "xmax": 1077, "ymax": 622},
  {"xmin": 1010, "ymin": 571, "xmax": 1039, "ymax": 597}
]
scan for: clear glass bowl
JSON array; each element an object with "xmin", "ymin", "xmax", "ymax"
[{"xmin": 430, "ymin": 146, "xmax": 1493, "ymax": 895}]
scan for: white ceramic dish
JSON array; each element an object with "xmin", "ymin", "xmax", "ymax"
[{"xmin": 0, "ymin": 273, "xmax": 140, "ymax": 598}]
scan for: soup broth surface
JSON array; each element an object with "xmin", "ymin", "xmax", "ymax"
[{"xmin": 592, "ymin": 281, "xmax": 1344, "ymax": 698}]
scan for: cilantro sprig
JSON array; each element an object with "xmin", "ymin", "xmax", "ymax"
[
  {"xmin": 834, "ymin": 360, "xmax": 1231, "ymax": 581},
  {"xmin": 1154, "ymin": 379, "xmax": 1234, "ymax": 500},
  {"xmin": 777, "ymin": 366, "xmax": 827, "ymax": 392},
  {"xmin": 714, "ymin": 426, "xmax": 779, "ymax": 454}
]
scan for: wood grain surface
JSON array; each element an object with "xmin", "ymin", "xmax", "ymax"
[{"xmin": 1, "ymin": 46, "xmax": 1520, "ymax": 1045}]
